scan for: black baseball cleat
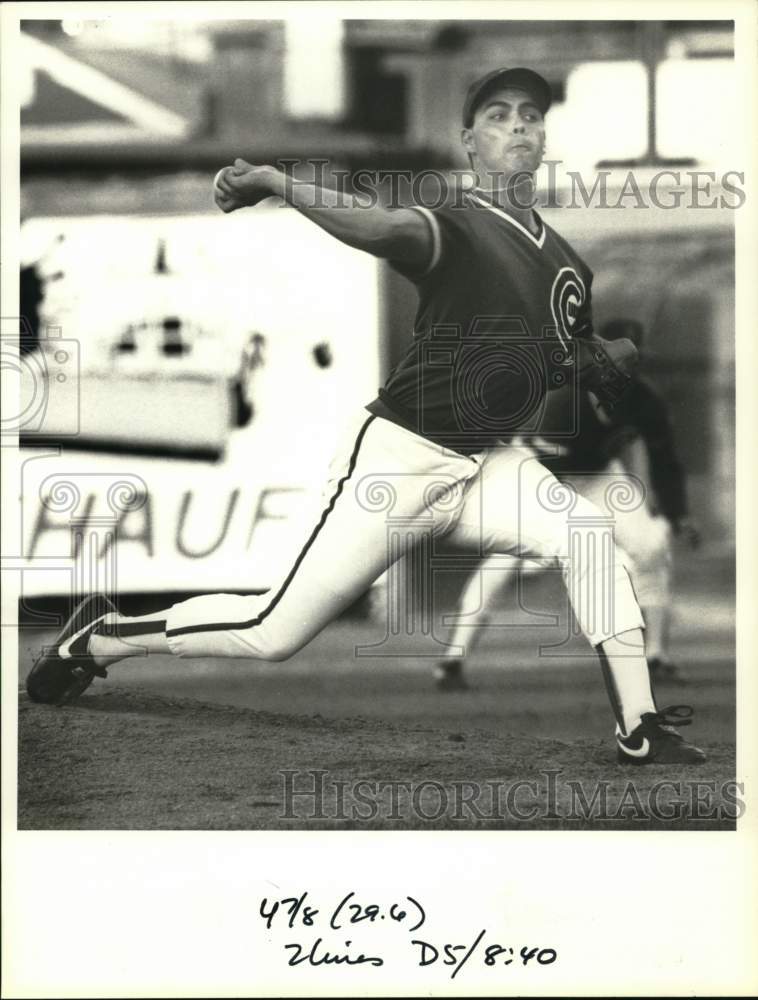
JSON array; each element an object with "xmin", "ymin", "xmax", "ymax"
[
  {"xmin": 616, "ymin": 705, "xmax": 706, "ymax": 765},
  {"xmin": 26, "ymin": 594, "xmax": 116, "ymax": 706},
  {"xmin": 649, "ymin": 657, "xmax": 687, "ymax": 683},
  {"xmin": 434, "ymin": 659, "xmax": 470, "ymax": 692}
]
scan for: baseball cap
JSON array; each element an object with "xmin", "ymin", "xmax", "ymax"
[{"xmin": 462, "ymin": 67, "xmax": 552, "ymax": 127}]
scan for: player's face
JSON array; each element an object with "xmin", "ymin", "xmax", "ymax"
[{"xmin": 462, "ymin": 86, "xmax": 545, "ymax": 179}]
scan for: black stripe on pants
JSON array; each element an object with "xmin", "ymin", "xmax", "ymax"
[{"xmin": 166, "ymin": 415, "xmax": 376, "ymax": 639}]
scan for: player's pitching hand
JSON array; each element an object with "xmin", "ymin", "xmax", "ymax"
[
  {"xmin": 213, "ymin": 160, "xmax": 278, "ymax": 213},
  {"xmin": 213, "ymin": 167, "xmax": 242, "ymax": 213}
]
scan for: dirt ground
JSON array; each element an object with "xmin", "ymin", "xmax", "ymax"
[{"xmin": 17, "ymin": 552, "xmax": 737, "ymax": 831}]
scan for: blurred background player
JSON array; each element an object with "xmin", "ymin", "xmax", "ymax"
[{"xmin": 434, "ymin": 317, "xmax": 701, "ymax": 691}]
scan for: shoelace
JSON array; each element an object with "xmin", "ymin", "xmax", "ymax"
[{"xmin": 642, "ymin": 705, "xmax": 694, "ymax": 736}]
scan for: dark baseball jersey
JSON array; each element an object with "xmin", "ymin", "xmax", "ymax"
[
  {"xmin": 366, "ymin": 190, "xmax": 594, "ymax": 453},
  {"xmin": 540, "ymin": 375, "xmax": 689, "ymax": 520}
]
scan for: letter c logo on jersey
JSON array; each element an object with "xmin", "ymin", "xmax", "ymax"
[{"xmin": 550, "ymin": 267, "xmax": 586, "ymax": 352}]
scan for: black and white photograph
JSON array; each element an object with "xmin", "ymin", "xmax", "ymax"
[{"xmin": 2, "ymin": 1, "xmax": 757, "ymax": 996}]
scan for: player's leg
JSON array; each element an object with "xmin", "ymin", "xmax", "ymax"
[
  {"xmin": 630, "ymin": 524, "xmax": 678, "ymax": 678},
  {"xmin": 447, "ymin": 445, "xmax": 704, "ymax": 762},
  {"xmin": 28, "ymin": 415, "xmax": 481, "ymax": 703},
  {"xmin": 449, "ymin": 446, "xmax": 653, "ymax": 730},
  {"xmin": 156, "ymin": 418, "xmax": 478, "ymax": 663},
  {"xmin": 82, "ymin": 412, "xmax": 388, "ymax": 667},
  {"xmin": 575, "ymin": 461, "xmax": 678, "ymax": 678},
  {"xmin": 434, "ymin": 552, "xmax": 535, "ymax": 689}
]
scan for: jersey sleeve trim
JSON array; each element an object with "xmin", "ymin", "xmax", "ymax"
[{"xmin": 409, "ymin": 205, "xmax": 443, "ymax": 276}]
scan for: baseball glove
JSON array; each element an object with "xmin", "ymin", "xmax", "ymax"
[{"xmin": 573, "ymin": 335, "xmax": 639, "ymax": 410}]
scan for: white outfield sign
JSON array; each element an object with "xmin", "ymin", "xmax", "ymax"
[
  {"xmin": 15, "ymin": 208, "xmax": 381, "ymax": 596},
  {"xmin": 15, "ymin": 445, "xmax": 329, "ymax": 597}
]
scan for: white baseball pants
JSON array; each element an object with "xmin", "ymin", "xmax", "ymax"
[
  {"xmin": 164, "ymin": 412, "xmax": 644, "ymax": 659},
  {"xmin": 447, "ymin": 455, "xmax": 671, "ymax": 645}
]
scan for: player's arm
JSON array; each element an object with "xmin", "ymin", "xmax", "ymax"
[{"xmin": 214, "ymin": 160, "xmax": 433, "ymax": 271}]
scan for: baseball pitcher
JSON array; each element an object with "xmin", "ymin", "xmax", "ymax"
[{"xmin": 28, "ymin": 68, "xmax": 705, "ymax": 764}]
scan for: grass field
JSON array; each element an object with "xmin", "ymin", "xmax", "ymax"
[{"xmin": 17, "ymin": 550, "xmax": 737, "ymax": 831}]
